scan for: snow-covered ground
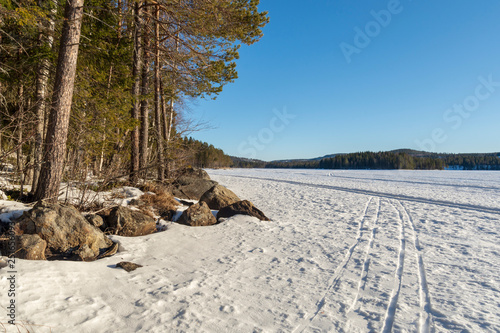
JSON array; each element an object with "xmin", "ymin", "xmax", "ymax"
[{"xmin": 1, "ymin": 169, "xmax": 499, "ymax": 332}]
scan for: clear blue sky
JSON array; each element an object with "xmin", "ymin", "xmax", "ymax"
[{"xmin": 190, "ymin": 0, "xmax": 500, "ymax": 161}]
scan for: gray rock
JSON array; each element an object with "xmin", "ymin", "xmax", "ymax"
[
  {"xmin": 172, "ymin": 178, "xmax": 218, "ymax": 200},
  {"xmin": 200, "ymin": 185, "xmax": 240, "ymax": 210},
  {"xmin": 106, "ymin": 206, "xmax": 156, "ymax": 236},
  {"xmin": 216, "ymin": 200, "xmax": 270, "ymax": 222},
  {"xmin": 177, "ymin": 202, "xmax": 217, "ymax": 227},
  {"xmin": 16, "ymin": 203, "xmax": 112, "ymax": 261},
  {"xmin": 171, "ymin": 167, "xmax": 217, "ymax": 200}
]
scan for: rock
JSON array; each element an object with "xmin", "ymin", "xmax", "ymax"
[
  {"xmin": 171, "ymin": 166, "xmax": 217, "ymax": 200},
  {"xmin": 216, "ymin": 200, "xmax": 270, "ymax": 222},
  {"xmin": 172, "ymin": 178, "xmax": 218, "ymax": 200},
  {"xmin": 199, "ymin": 185, "xmax": 240, "ymax": 210},
  {"xmin": 106, "ymin": 206, "xmax": 156, "ymax": 236},
  {"xmin": 177, "ymin": 166, "xmax": 211, "ymax": 180},
  {"xmin": 97, "ymin": 242, "xmax": 119, "ymax": 259},
  {"xmin": 177, "ymin": 202, "xmax": 217, "ymax": 227},
  {"xmin": 86, "ymin": 214, "xmax": 104, "ymax": 228},
  {"xmin": 116, "ymin": 261, "xmax": 142, "ymax": 272},
  {"xmin": 16, "ymin": 203, "xmax": 112, "ymax": 261},
  {"xmin": 15, "ymin": 234, "xmax": 46, "ymax": 260},
  {"xmin": 74, "ymin": 244, "xmax": 95, "ymax": 261},
  {"xmin": 0, "ymin": 190, "xmax": 7, "ymax": 200}
]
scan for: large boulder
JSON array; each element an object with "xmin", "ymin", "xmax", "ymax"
[
  {"xmin": 106, "ymin": 206, "xmax": 156, "ymax": 236},
  {"xmin": 216, "ymin": 200, "xmax": 270, "ymax": 222},
  {"xmin": 172, "ymin": 178, "xmax": 218, "ymax": 200},
  {"xmin": 15, "ymin": 234, "xmax": 46, "ymax": 260},
  {"xmin": 177, "ymin": 202, "xmax": 217, "ymax": 227},
  {"xmin": 200, "ymin": 185, "xmax": 240, "ymax": 210},
  {"xmin": 16, "ymin": 203, "xmax": 112, "ymax": 261},
  {"xmin": 177, "ymin": 166, "xmax": 211, "ymax": 180},
  {"xmin": 171, "ymin": 167, "xmax": 217, "ymax": 200}
]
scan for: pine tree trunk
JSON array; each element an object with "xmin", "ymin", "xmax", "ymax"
[
  {"xmin": 130, "ymin": 1, "xmax": 142, "ymax": 183},
  {"xmin": 34, "ymin": 0, "xmax": 84, "ymax": 202},
  {"xmin": 32, "ymin": 0, "xmax": 57, "ymax": 192},
  {"xmin": 139, "ymin": 9, "xmax": 150, "ymax": 178},
  {"xmin": 154, "ymin": 5, "xmax": 164, "ymax": 182}
]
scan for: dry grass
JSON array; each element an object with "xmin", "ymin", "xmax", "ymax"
[{"xmin": 138, "ymin": 183, "xmax": 179, "ymax": 216}]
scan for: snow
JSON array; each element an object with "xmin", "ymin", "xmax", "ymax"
[
  {"xmin": 0, "ymin": 200, "xmax": 31, "ymax": 224},
  {"xmin": 56, "ymin": 184, "xmax": 145, "ymax": 207},
  {"xmin": 1, "ymin": 169, "xmax": 499, "ymax": 332}
]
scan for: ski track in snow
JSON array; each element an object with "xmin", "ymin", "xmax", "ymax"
[
  {"xmin": 293, "ymin": 197, "xmax": 374, "ymax": 333},
  {"xmin": 348, "ymin": 198, "xmax": 380, "ymax": 315},
  {"xmin": 399, "ymin": 201, "xmax": 434, "ymax": 333},
  {"xmin": 381, "ymin": 201, "xmax": 406, "ymax": 333}
]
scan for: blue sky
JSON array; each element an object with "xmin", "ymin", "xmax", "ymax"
[{"xmin": 190, "ymin": 0, "xmax": 500, "ymax": 161}]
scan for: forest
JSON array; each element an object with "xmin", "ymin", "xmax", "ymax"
[
  {"xmin": 0, "ymin": 0, "xmax": 267, "ymax": 201},
  {"xmin": 233, "ymin": 151, "xmax": 500, "ymax": 171}
]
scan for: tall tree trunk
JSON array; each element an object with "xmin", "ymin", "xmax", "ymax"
[
  {"xmin": 160, "ymin": 79, "xmax": 168, "ymax": 141},
  {"xmin": 139, "ymin": 7, "xmax": 150, "ymax": 178},
  {"xmin": 16, "ymin": 85, "xmax": 24, "ymax": 176},
  {"xmin": 34, "ymin": 0, "xmax": 84, "ymax": 202},
  {"xmin": 154, "ymin": 5, "xmax": 164, "ymax": 182},
  {"xmin": 16, "ymin": 85, "xmax": 25, "ymax": 200},
  {"xmin": 130, "ymin": 1, "xmax": 142, "ymax": 183},
  {"xmin": 167, "ymin": 98, "xmax": 174, "ymax": 142},
  {"xmin": 32, "ymin": 0, "xmax": 57, "ymax": 192}
]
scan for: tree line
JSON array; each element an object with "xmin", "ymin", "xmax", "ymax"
[
  {"xmin": 232, "ymin": 151, "xmax": 500, "ymax": 170},
  {"xmin": 0, "ymin": 0, "xmax": 268, "ymax": 201}
]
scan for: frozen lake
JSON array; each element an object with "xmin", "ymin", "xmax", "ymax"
[
  {"xmin": 1, "ymin": 169, "xmax": 499, "ymax": 332},
  {"xmin": 207, "ymin": 168, "xmax": 500, "ymax": 332}
]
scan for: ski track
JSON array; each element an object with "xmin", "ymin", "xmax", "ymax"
[
  {"xmin": 381, "ymin": 201, "xmax": 406, "ymax": 333},
  {"xmin": 348, "ymin": 198, "xmax": 381, "ymax": 314},
  {"xmin": 293, "ymin": 197, "xmax": 374, "ymax": 333},
  {"xmin": 398, "ymin": 201, "xmax": 434, "ymax": 333},
  {"xmin": 222, "ymin": 175, "xmax": 500, "ymax": 215}
]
